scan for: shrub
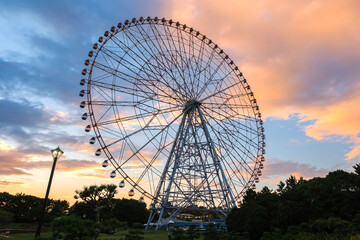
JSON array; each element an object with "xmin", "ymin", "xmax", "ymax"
[
  {"xmin": 52, "ymin": 215, "xmax": 96, "ymax": 240},
  {"xmin": 0, "ymin": 209, "xmax": 14, "ymax": 224}
]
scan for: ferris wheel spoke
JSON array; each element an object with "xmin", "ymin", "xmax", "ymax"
[
  {"xmin": 203, "ymin": 102, "xmax": 257, "ymax": 127},
  {"xmin": 109, "ymin": 37, "xmax": 188, "ymax": 103},
  {"xmin": 101, "ymin": 44, "xmax": 172, "ymax": 90},
  {"xmin": 192, "ymin": 35, "xmax": 207, "ymax": 94},
  {"xmin": 134, "ymin": 139, "xmax": 177, "ymax": 186},
  {"xmin": 202, "ymin": 108, "xmax": 258, "ymax": 161},
  {"xmin": 221, "ymin": 161, "xmax": 240, "ymax": 198},
  {"xmin": 172, "ymin": 28, "xmax": 194, "ymax": 95},
  {"xmin": 117, "ymin": 111, "xmax": 184, "ymax": 169},
  {"xmin": 91, "ymin": 80, "xmax": 179, "ymax": 106},
  {"xmin": 193, "ymin": 48, "xmax": 219, "ymax": 98},
  {"xmin": 222, "ymin": 146, "xmax": 256, "ymax": 178},
  {"xmin": 198, "ymin": 68, "xmax": 236, "ymax": 101},
  {"xmin": 99, "ymin": 50, "xmax": 118, "ymax": 70},
  {"xmin": 201, "ymin": 104, "xmax": 258, "ymax": 125},
  {"xmin": 93, "ymin": 59, "xmax": 182, "ymax": 105},
  {"xmin": 175, "ymin": 34, "xmax": 197, "ymax": 97},
  {"xmin": 176, "ymin": 29, "xmax": 192, "ymax": 87},
  {"xmin": 205, "ymin": 91, "xmax": 251, "ymax": 106},
  {"xmin": 90, "ymin": 82, "xmax": 114, "ymax": 102},
  {"xmin": 199, "ymin": 75, "xmax": 243, "ymax": 103},
  {"xmin": 160, "ymin": 25, "xmax": 194, "ymax": 97},
  {"xmin": 117, "ymin": 29, "xmax": 189, "ymax": 101},
  {"xmin": 208, "ymin": 125, "xmax": 256, "ymax": 180},
  {"xmin": 202, "ymin": 102, "xmax": 253, "ymax": 109},
  {"xmin": 211, "ymin": 133, "xmax": 252, "ymax": 184},
  {"xmin": 214, "ymin": 133, "xmax": 254, "ymax": 185},
  {"xmin": 185, "ymin": 33, "xmax": 199, "ymax": 97},
  {"xmin": 208, "ymin": 117, "xmax": 260, "ymax": 151},
  {"xmin": 147, "ymin": 24, "xmax": 193, "ymax": 98},
  {"xmin": 96, "ymin": 105, "xmax": 182, "ymax": 128}
]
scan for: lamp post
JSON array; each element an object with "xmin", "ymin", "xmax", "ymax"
[{"xmin": 35, "ymin": 146, "xmax": 64, "ymax": 238}]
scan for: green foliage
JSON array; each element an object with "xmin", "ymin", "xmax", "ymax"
[
  {"xmin": 185, "ymin": 225, "xmax": 200, "ymax": 240},
  {"xmin": 112, "ymin": 198, "xmax": 149, "ymax": 226},
  {"xmin": 35, "ymin": 236, "xmax": 55, "ymax": 240},
  {"xmin": 98, "ymin": 218, "xmax": 123, "ymax": 234},
  {"xmin": 0, "ymin": 209, "xmax": 14, "ymax": 224},
  {"xmin": 204, "ymin": 223, "xmax": 220, "ymax": 240},
  {"xmin": 132, "ymin": 222, "xmax": 143, "ymax": 229},
  {"xmin": 169, "ymin": 226, "xmax": 201, "ymax": 240},
  {"xmin": 354, "ymin": 163, "xmax": 360, "ymax": 175},
  {"xmin": 74, "ymin": 184, "xmax": 117, "ymax": 205},
  {"xmin": 70, "ymin": 184, "xmax": 149, "ymax": 226},
  {"xmin": 124, "ymin": 229, "xmax": 144, "ymax": 240},
  {"xmin": 354, "ymin": 214, "xmax": 360, "ymax": 233},
  {"xmin": 0, "ymin": 192, "xmax": 69, "ymax": 223},
  {"xmin": 71, "ymin": 184, "xmax": 118, "ymax": 220},
  {"xmin": 52, "ymin": 215, "xmax": 96, "ymax": 240},
  {"xmin": 227, "ymin": 169, "xmax": 360, "ymax": 240},
  {"xmin": 169, "ymin": 228, "xmax": 185, "ymax": 240},
  {"xmin": 310, "ymin": 217, "xmax": 354, "ymax": 234}
]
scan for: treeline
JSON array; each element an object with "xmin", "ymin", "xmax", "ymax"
[
  {"xmin": 227, "ymin": 164, "xmax": 360, "ymax": 239},
  {"xmin": 70, "ymin": 184, "xmax": 149, "ymax": 226},
  {"xmin": 0, "ymin": 184, "xmax": 149, "ymax": 227},
  {"xmin": 0, "ymin": 192, "xmax": 68, "ymax": 223}
]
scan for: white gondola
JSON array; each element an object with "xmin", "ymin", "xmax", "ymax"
[
  {"xmin": 89, "ymin": 137, "xmax": 96, "ymax": 144},
  {"xmin": 128, "ymin": 189, "xmax": 134, "ymax": 197},
  {"xmin": 119, "ymin": 180, "xmax": 125, "ymax": 188},
  {"xmin": 95, "ymin": 148, "xmax": 101, "ymax": 156},
  {"xmin": 102, "ymin": 160, "xmax": 108, "ymax": 168},
  {"xmin": 85, "ymin": 125, "xmax": 91, "ymax": 132}
]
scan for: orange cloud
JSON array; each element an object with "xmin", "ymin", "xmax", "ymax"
[
  {"xmin": 161, "ymin": 0, "xmax": 360, "ymax": 159},
  {"xmin": 0, "ymin": 180, "xmax": 25, "ymax": 186},
  {"xmin": 0, "ymin": 144, "xmax": 99, "ymax": 176},
  {"xmin": 0, "ymin": 142, "xmax": 15, "ymax": 151},
  {"xmin": 262, "ymin": 157, "xmax": 329, "ymax": 181}
]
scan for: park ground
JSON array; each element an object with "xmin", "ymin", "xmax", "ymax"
[
  {"xmin": 0, "ymin": 223, "xmax": 169, "ymax": 240},
  {"xmin": 0, "ymin": 223, "xmax": 185, "ymax": 240}
]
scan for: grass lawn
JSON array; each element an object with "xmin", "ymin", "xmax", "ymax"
[{"xmin": 7, "ymin": 229, "xmax": 169, "ymax": 240}]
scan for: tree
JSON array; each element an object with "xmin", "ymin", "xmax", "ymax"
[
  {"xmin": 112, "ymin": 198, "xmax": 149, "ymax": 226},
  {"xmin": 52, "ymin": 215, "xmax": 96, "ymax": 240},
  {"xmin": 74, "ymin": 184, "xmax": 117, "ymax": 207},
  {"xmin": 227, "ymin": 168, "xmax": 360, "ymax": 239},
  {"xmin": 0, "ymin": 192, "xmax": 68, "ymax": 223},
  {"xmin": 124, "ymin": 230, "xmax": 144, "ymax": 240},
  {"xmin": 0, "ymin": 209, "xmax": 14, "ymax": 224},
  {"xmin": 353, "ymin": 163, "xmax": 360, "ymax": 175},
  {"xmin": 204, "ymin": 223, "xmax": 220, "ymax": 240},
  {"xmin": 71, "ymin": 184, "xmax": 117, "ymax": 221}
]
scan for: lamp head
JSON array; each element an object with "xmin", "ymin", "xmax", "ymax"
[{"xmin": 51, "ymin": 146, "xmax": 64, "ymax": 159}]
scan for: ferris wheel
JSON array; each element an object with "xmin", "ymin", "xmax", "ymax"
[{"xmin": 79, "ymin": 17, "xmax": 265, "ymax": 229}]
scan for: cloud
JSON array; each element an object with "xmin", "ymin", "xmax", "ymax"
[
  {"xmin": 0, "ymin": 143, "xmax": 99, "ymax": 176},
  {"xmin": 0, "ymin": 99, "xmax": 50, "ymax": 127},
  {"xmin": 76, "ymin": 168, "xmax": 111, "ymax": 180},
  {"xmin": 0, "ymin": 181, "xmax": 25, "ymax": 186},
  {"xmin": 261, "ymin": 158, "xmax": 329, "ymax": 182},
  {"xmin": 161, "ymin": 0, "xmax": 360, "ymax": 159},
  {"xmin": 24, "ymin": 159, "xmax": 100, "ymax": 172}
]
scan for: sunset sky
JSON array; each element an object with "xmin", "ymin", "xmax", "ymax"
[{"xmin": 1, "ymin": 0, "xmax": 359, "ymax": 205}]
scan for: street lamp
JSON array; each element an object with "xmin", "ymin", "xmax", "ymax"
[{"xmin": 35, "ymin": 146, "xmax": 63, "ymax": 238}]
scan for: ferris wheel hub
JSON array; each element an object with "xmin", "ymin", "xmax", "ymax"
[{"xmin": 183, "ymin": 99, "xmax": 201, "ymax": 112}]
